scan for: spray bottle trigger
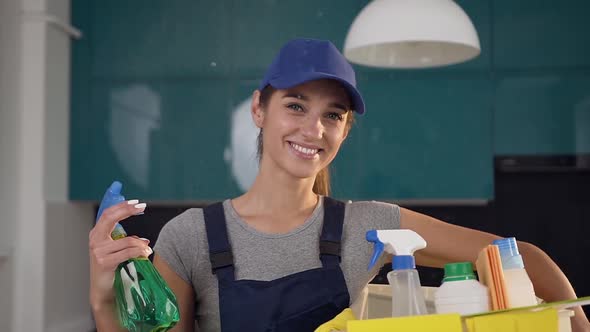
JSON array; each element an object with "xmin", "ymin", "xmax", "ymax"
[{"xmin": 366, "ymin": 230, "xmax": 384, "ymax": 270}]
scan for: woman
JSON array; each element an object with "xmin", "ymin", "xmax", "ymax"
[{"xmin": 89, "ymin": 38, "xmax": 590, "ymax": 332}]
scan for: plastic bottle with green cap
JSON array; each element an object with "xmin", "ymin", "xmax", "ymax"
[{"xmin": 434, "ymin": 262, "xmax": 490, "ymax": 315}]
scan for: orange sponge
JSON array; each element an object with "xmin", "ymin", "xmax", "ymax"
[{"xmin": 476, "ymin": 245, "xmax": 509, "ymax": 310}]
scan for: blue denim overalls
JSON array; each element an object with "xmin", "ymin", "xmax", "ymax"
[{"xmin": 202, "ymin": 197, "xmax": 351, "ymax": 331}]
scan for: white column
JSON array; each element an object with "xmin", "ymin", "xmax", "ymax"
[
  {"xmin": 5, "ymin": 0, "xmax": 100, "ymax": 329},
  {"xmin": 12, "ymin": 0, "xmax": 48, "ymax": 330},
  {"xmin": 39, "ymin": 0, "xmax": 96, "ymax": 330},
  {"xmin": 0, "ymin": 0, "xmax": 22, "ymax": 328}
]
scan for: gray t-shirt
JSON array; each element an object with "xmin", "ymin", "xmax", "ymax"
[{"xmin": 154, "ymin": 198, "xmax": 400, "ymax": 332}]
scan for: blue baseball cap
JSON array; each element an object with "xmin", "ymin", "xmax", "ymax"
[{"xmin": 259, "ymin": 38, "xmax": 366, "ymax": 115}]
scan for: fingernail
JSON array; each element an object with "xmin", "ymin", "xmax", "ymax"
[
  {"xmin": 134, "ymin": 203, "xmax": 147, "ymax": 209},
  {"xmin": 139, "ymin": 237, "xmax": 150, "ymax": 243},
  {"xmin": 146, "ymin": 247, "xmax": 153, "ymax": 256},
  {"xmin": 127, "ymin": 199, "xmax": 139, "ymax": 205}
]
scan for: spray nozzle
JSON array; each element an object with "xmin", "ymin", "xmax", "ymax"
[
  {"xmin": 96, "ymin": 180, "xmax": 125, "ymax": 223},
  {"xmin": 96, "ymin": 180, "xmax": 128, "ymax": 239},
  {"xmin": 366, "ymin": 229, "xmax": 427, "ymax": 271}
]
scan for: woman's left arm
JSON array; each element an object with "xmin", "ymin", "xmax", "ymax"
[{"xmin": 400, "ymin": 207, "xmax": 589, "ymax": 332}]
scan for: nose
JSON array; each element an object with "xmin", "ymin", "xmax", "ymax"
[{"xmin": 300, "ymin": 113, "xmax": 324, "ymax": 140}]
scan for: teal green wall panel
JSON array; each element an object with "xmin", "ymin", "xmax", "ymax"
[
  {"xmin": 428, "ymin": 0, "xmax": 492, "ymax": 72},
  {"xmin": 452, "ymin": 0, "xmax": 492, "ymax": 71},
  {"xmin": 232, "ymin": 1, "xmax": 364, "ymax": 78},
  {"xmin": 349, "ymin": 74, "xmax": 494, "ymax": 199},
  {"xmin": 74, "ymin": 80, "xmax": 241, "ymax": 201},
  {"xmin": 494, "ymin": 0, "xmax": 590, "ymax": 68},
  {"xmin": 70, "ymin": 0, "xmax": 496, "ymax": 201},
  {"xmin": 492, "ymin": 0, "xmax": 590, "ymax": 155},
  {"xmin": 495, "ymin": 74, "xmax": 590, "ymax": 155},
  {"xmin": 92, "ymin": 1, "xmax": 233, "ymax": 78},
  {"xmin": 70, "ymin": 0, "xmax": 92, "ymax": 200}
]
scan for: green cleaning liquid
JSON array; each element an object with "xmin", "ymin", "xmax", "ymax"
[{"xmin": 98, "ymin": 181, "xmax": 180, "ymax": 332}]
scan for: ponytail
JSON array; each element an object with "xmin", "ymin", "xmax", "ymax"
[{"xmin": 312, "ymin": 168, "xmax": 330, "ymax": 196}]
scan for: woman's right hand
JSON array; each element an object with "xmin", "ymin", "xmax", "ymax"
[{"xmin": 89, "ymin": 199, "xmax": 150, "ymax": 309}]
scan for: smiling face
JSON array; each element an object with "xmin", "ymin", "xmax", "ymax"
[{"xmin": 252, "ymin": 79, "xmax": 353, "ymax": 182}]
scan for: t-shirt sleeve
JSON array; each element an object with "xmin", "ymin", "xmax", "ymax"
[
  {"xmin": 346, "ymin": 200, "xmax": 401, "ymax": 231},
  {"xmin": 393, "ymin": 203, "xmax": 401, "ymax": 228},
  {"xmin": 340, "ymin": 200, "xmax": 402, "ymax": 302},
  {"xmin": 153, "ymin": 209, "xmax": 199, "ymax": 283},
  {"xmin": 385, "ymin": 201, "xmax": 401, "ymax": 229}
]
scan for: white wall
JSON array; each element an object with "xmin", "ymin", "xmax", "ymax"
[
  {"xmin": 44, "ymin": 203, "xmax": 94, "ymax": 332},
  {"xmin": 0, "ymin": 0, "xmax": 95, "ymax": 331}
]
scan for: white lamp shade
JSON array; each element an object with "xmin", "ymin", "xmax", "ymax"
[{"xmin": 344, "ymin": 0, "xmax": 481, "ymax": 68}]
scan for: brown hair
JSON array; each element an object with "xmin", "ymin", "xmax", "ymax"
[{"xmin": 256, "ymin": 85, "xmax": 355, "ymax": 196}]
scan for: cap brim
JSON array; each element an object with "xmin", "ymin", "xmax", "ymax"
[{"xmin": 268, "ymin": 72, "xmax": 366, "ymax": 115}]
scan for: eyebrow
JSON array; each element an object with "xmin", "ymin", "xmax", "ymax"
[{"xmin": 282, "ymin": 92, "xmax": 350, "ymax": 112}]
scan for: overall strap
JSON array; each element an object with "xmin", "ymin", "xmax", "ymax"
[
  {"xmin": 203, "ymin": 202, "xmax": 235, "ymax": 282},
  {"xmin": 319, "ymin": 197, "xmax": 346, "ymax": 268}
]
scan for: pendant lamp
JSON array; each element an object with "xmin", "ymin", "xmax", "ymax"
[{"xmin": 344, "ymin": 0, "xmax": 480, "ymax": 68}]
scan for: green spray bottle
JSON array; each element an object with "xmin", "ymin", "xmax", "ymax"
[{"xmin": 96, "ymin": 181, "xmax": 179, "ymax": 332}]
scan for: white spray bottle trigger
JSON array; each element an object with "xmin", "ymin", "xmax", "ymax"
[{"xmin": 366, "ymin": 229, "xmax": 427, "ymax": 270}]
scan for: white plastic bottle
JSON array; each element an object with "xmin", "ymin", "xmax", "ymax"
[
  {"xmin": 493, "ymin": 237, "xmax": 537, "ymax": 308},
  {"xmin": 434, "ymin": 262, "xmax": 490, "ymax": 315},
  {"xmin": 366, "ymin": 229, "xmax": 428, "ymax": 317}
]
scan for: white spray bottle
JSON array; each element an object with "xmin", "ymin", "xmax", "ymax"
[{"xmin": 367, "ymin": 229, "xmax": 428, "ymax": 317}]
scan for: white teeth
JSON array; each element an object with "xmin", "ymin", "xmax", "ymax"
[{"xmin": 291, "ymin": 142, "xmax": 318, "ymax": 155}]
